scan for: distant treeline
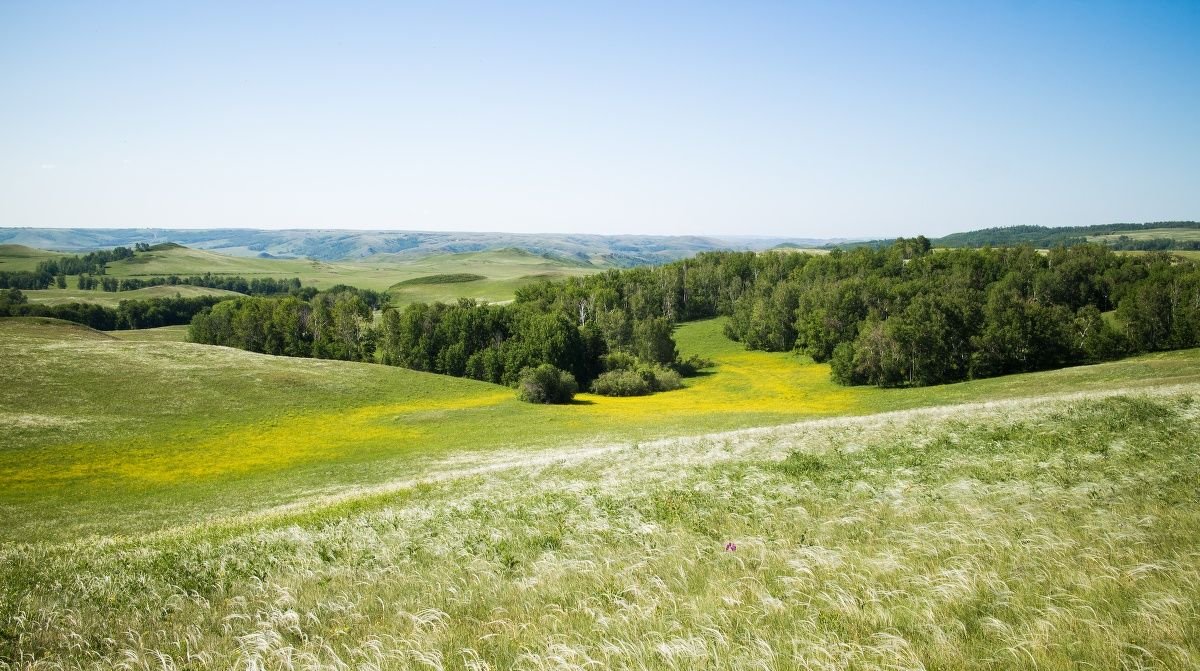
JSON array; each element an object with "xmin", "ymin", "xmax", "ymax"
[
  {"xmin": 185, "ymin": 241, "xmax": 1200, "ymax": 390},
  {"xmin": 829, "ymin": 222, "xmax": 1200, "ymax": 251},
  {"xmin": 79, "ymin": 273, "xmax": 304, "ymax": 295},
  {"xmin": 35, "ymin": 246, "xmax": 137, "ymax": 276},
  {"xmin": 1106, "ymin": 237, "xmax": 1200, "ymax": 251},
  {"xmin": 908, "ymin": 221, "xmax": 1199, "ymax": 250},
  {"xmin": 0, "ymin": 243, "xmax": 161, "ymax": 290},
  {"xmin": 0, "ymin": 289, "xmax": 230, "ymax": 330}
]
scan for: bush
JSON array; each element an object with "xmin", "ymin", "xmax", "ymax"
[
  {"xmin": 590, "ymin": 364, "xmax": 682, "ymax": 396},
  {"xmin": 675, "ymin": 354, "xmax": 714, "ymax": 377},
  {"xmin": 591, "ymin": 370, "xmax": 652, "ymax": 396},
  {"xmin": 600, "ymin": 351, "xmax": 638, "ymax": 372},
  {"xmin": 516, "ymin": 364, "xmax": 578, "ymax": 404},
  {"xmin": 652, "ymin": 367, "xmax": 683, "ymax": 391}
]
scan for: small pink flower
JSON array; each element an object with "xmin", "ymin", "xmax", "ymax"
[{"xmin": 725, "ymin": 542, "xmax": 737, "ymax": 552}]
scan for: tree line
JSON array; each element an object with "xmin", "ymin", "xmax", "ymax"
[
  {"xmin": 0, "ymin": 289, "xmax": 231, "ymax": 331},
  {"xmin": 184, "ymin": 241, "xmax": 1200, "ymax": 393},
  {"xmin": 720, "ymin": 243, "xmax": 1199, "ymax": 386},
  {"xmin": 79, "ymin": 273, "xmax": 304, "ymax": 295}
]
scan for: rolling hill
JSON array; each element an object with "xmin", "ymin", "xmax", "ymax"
[
  {"xmin": 3, "ymin": 316, "xmax": 1200, "ymax": 668},
  {"xmin": 0, "ymin": 228, "xmax": 853, "ymax": 264}
]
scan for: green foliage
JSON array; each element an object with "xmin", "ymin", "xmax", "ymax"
[
  {"xmin": 720, "ymin": 241, "xmax": 1199, "ymax": 388},
  {"xmin": 0, "ymin": 288, "xmax": 227, "ymax": 330},
  {"xmin": 516, "ymin": 364, "xmax": 578, "ymax": 404},
  {"xmin": 189, "ymin": 286, "xmax": 379, "ymax": 361},
  {"xmin": 875, "ymin": 221, "xmax": 1200, "ymax": 250},
  {"xmin": 590, "ymin": 365, "xmax": 682, "ymax": 397}
]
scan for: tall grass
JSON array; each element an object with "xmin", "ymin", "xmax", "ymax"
[{"xmin": 3, "ymin": 389, "xmax": 1198, "ymax": 669}]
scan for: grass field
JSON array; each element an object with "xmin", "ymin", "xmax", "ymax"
[
  {"xmin": 5, "ymin": 315, "xmax": 1200, "ymax": 546},
  {"xmin": 2, "ymin": 358, "xmax": 1197, "ymax": 668},
  {"xmin": 22, "ymin": 284, "xmax": 244, "ymax": 307},
  {"xmin": 0, "ymin": 244, "xmax": 63, "ymax": 272},
  {"xmin": 101, "ymin": 245, "xmax": 599, "ymax": 303},
  {"xmin": 0, "ymin": 244, "xmax": 602, "ymax": 308},
  {"xmin": 1089, "ymin": 227, "xmax": 1200, "ymax": 243}
]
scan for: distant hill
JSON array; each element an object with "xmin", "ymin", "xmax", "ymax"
[
  {"xmin": 935, "ymin": 222, "xmax": 1200, "ymax": 249},
  {"xmin": 0, "ymin": 228, "xmax": 857, "ymax": 265},
  {"xmin": 827, "ymin": 221, "xmax": 1200, "ymax": 251}
]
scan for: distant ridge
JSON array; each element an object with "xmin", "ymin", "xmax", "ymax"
[
  {"xmin": 826, "ymin": 221, "xmax": 1200, "ymax": 251},
  {"xmin": 0, "ymin": 228, "xmax": 857, "ymax": 265}
]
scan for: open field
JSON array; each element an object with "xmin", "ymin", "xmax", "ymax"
[
  {"xmin": 5, "ymin": 315, "xmax": 1200, "ymax": 544},
  {"xmin": 107, "ymin": 325, "xmax": 192, "ymax": 342},
  {"xmin": 1089, "ymin": 227, "xmax": 1200, "ymax": 243},
  {"xmin": 0, "ymin": 244, "xmax": 63, "ymax": 272},
  {"xmin": 22, "ymin": 284, "xmax": 244, "ymax": 307},
  {"xmin": 1, "ymin": 244, "xmax": 602, "ymax": 307},
  {"xmin": 3, "ymin": 376, "xmax": 1198, "ymax": 668}
]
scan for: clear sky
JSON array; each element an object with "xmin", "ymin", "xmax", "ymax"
[{"xmin": 1, "ymin": 1, "xmax": 1197, "ymax": 238}]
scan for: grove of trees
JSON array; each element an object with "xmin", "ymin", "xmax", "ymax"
[
  {"xmin": 183, "ymin": 240, "xmax": 1200, "ymax": 392},
  {"xmin": 0, "ymin": 289, "xmax": 231, "ymax": 330}
]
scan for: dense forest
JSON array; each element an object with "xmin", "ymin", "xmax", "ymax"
[
  {"xmin": 186, "ymin": 240, "xmax": 1200, "ymax": 392},
  {"xmin": 0, "ymin": 290, "xmax": 231, "ymax": 330}
]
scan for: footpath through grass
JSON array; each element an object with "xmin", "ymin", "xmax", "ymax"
[{"xmin": 3, "ymin": 317, "xmax": 1200, "ymax": 542}]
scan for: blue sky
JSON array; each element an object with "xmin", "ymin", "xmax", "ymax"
[{"xmin": 1, "ymin": 1, "xmax": 1197, "ymax": 238}]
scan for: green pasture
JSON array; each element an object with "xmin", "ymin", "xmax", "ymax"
[
  {"xmin": 1, "ymin": 243, "xmax": 602, "ymax": 307},
  {"xmin": 0, "ymin": 244, "xmax": 63, "ymax": 272},
  {"xmin": 101, "ymin": 244, "xmax": 599, "ymax": 300},
  {"xmin": 3, "ymin": 376, "xmax": 1198, "ymax": 669},
  {"xmin": 22, "ymin": 284, "xmax": 244, "ymax": 307},
  {"xmin": 4, "ymin": 316, "xmax": 1200, "ymax": 543},
  {"xmin": 1089, "ymin": 226, "xmax": 1200, "ymax": 242}
]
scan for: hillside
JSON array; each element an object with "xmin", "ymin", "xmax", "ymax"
[
  {"xmin": 0, "ymin": 244, "xmax": 65, "ymax": 272},
  {"xmin": 3, "ymin": 317, "xmax": 1199, "ymax": 667},
  {"xmin": 6, "ymin": 315, "xmax": 1200, "ymax": 542},
  {"xmin": 1, "ymin": 243, "xmax": 605, "ymax": 304},
  {"xmin": 0, "ymin": 228, "xmax": 853, "ymax": 264},
  {"xmin": 22, "ymin": 284, "xmax": 244, "ymax": 307},
  {"xmin": 830, "ymin": 221, "xmax": 1200, "ymax": 251}
]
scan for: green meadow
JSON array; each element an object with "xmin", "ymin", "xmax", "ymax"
[
  {"xmin": 102, "ymin": 244, "xmax": 600, "ymax": 304},
  {"xmin": 1088, "ymin": 226, "xmax": 1200, "ymax": 243},
  {"xmin": 2, "ymin": 315, "xmax": 1198, "ymax": 667},
  {"xmin": 0, "ymin": 244, "xmax": 63, "ymax": 272},
  {"xmin": 22, "ymin": 284, "xmax": 243, "ymax": 307},
  {"xmin": 5, "ymin": 262, "xmax": 1200, "ymax": 669},
  {"xmin": 4, "ymin": 315, "xmax": 1200, "ymax": 545},
  {"xmin": 1, "ymin": 243, "xmax": 603, "ymax": 308}
]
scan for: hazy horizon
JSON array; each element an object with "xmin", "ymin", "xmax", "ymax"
[{"xmin": 3, "ymin": 2, "xmax": 1198, "ymax": 238}]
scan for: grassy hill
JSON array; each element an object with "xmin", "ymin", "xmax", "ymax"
[
  {"xmin": 827, "ymin": 221, "xmax": 1200, "ymax": 252},
  {"xmin": 0, "ymin": 243, "xmax": 64, "ymax": 272},
  {"xmin": 1, "ymin": 243, "xmax": 604, "ymax": 307},
  {"xmin": 5, "ymin": 316, "xmax": 1200, "ymax": 543},
  {"xmin": 22, "ymin": 284, "xmax": 245, "ymax": 307},
  {"xmin": 3, "ymin": 316, "xmax": 1199, "ymax": 667},
  {"xmin": 0, "ymin": 228, "xmax": 850, "ymax": 264}
]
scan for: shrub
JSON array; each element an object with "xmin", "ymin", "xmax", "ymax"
[
  {"xmin": 676, "ymin": 354, "xmax": 714, "ymax": 377},
  {"xmin": 590, "ymin": 364, "xmax": 682, "ymax": 396},
  {"xmin": 601, "ymin": 351, "xmax": 638, "ymax": 372},
  {"xmin": 652, "ymin": 367, "xmax": 683, "ymax": 391},
  {"xmin": 591, "ymin": 370, "xmax": 652, "ymax": 396},
  {"xmin": 516, "ymin": 364, "xmax": 578, "ymax": 404}
]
